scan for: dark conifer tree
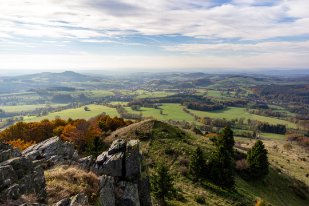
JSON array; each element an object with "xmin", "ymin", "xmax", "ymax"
[
  {"xmin": 190, "ymin": 147, "xmax": 206, "ymax": 181},
  {"xmin": 208, "ymin": 145, "xmax": 234, "ymax": 188},
  {"xmin": 247, "ymin": 140, "xmax": 269, "ymax": 179},
  {"xmin": 151, "ymin": 163, "xmax": 176, "ymax": 205},
  {"xmin": 215, "ymin": 126, "xmax": 235, "ymax": 156}
]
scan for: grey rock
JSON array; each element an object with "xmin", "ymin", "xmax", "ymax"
[
  {"xmin": 0, "ymin": 165, "xmax": 16, "ymax": 190},
  {"xmin": 115, "ymin": 181, "xmax": 140, "ymax": 206},
  {"xmin": 53, "ymin": 193, "xmax": 89, "ymax": 206},
  {"xmin": 22, "ymin": 136, "xmax": 78, "ymax": 167},
  {"xmin": 5, "ymin": 184, "xmax": 20, "ymax": 200},
  {"xmin": 138, "ymin": 176, "xmax": 152, "ymax": 206},
  {"xmin": 96, "ymin": 139, "xmax": 152, "ymax": 206},
  {"xmin": 0, "ymin": 143, "xmax": 21, "ymax": 162},
  {"xmin": 78, "ymin": 155, "xmax": 94, "ymax": 171},
  {"xmin": 0, "ymin": 157, "xmax": 33, "ymax": 179},
  {"xmin": 53, "ymin": 198, "xmax": 70, "ymax": 206},
  {"xmin": 0, "ymin": 143, "xmax": 47, "ymax": 203},
  {"xmin": 95, "ymin": 151, "xmax": 124, "ymax": 177},
  {"xmin": 70, "ymin": 193, "xmax": 89, "ymax": 206},
  {"xmin": 99, "ymin": 175, "xmax": 115, "ymax": 206},
  {"xmin": 125, "ymin": 140, "xmax": 141, "ymax": 179},
  {"xmin": 108, "ymin": 139, "xmax": 126, "ymax": 155}
]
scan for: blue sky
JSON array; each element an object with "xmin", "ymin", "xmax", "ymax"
[{"xmin": 0, "ymin": 0, "xmax": 308, "ymax": 70}]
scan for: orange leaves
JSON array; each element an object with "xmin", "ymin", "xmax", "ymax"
[
  {"xmin": 0, "ymin": 114, "xmax": 133, "ymax": 154},
  {"xmin": 6, "ymin": 138, "xmax": 35, "ymax": 151}
]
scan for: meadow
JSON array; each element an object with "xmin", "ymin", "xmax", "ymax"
[
  {"xmin": 126, "ymin": 103, "xmax": 195, "ymax": 122},
  {"xmin": 188, "ymin": 107, "xmax": 297, "ymax": 129},
  {"xmin": 24, "ymin": 104, "xmax": 118, "ymax": 122},
  {"xmin": 22, "ymin": 103, "xmax": 298, "ymax": 130}
]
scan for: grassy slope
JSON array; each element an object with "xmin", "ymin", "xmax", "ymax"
[
  {"xmin": 106, "ymin": 120, "xmax": 309, "ymax": 206},
  {"xmin": 188, "ymin": 107, "xmax": 297, "ymax": 129},
  {"xmin": 235, "ymin": 136, "xmax": 309, "ymax": 186},
  {"xmin": 24, "ymin": 104, "xmax": 118, "ymax": 122}
]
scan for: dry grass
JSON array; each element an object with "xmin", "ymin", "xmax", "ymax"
[
  {"xmin": 235, "ymin": 137, "xmax": 309, "ymax": 186},
  {"xmin": 45, "ymin": 165, "xmax": 99, "ymax": 204},
  {"xmin": 19, "ymin": 194, "xmax": 39, "ymax": 204},
  {"xmin": 105, "ymin": 119, "xmax": 156, "ymax": 143}
]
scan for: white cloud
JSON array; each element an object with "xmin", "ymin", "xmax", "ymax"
[
  {"xmin": 0, "ymin": 0, "xmax": 308, "ymax": 70},
  {"xmin": 0, "ymin": 0, "xmax": 308, "ymax": 40},
  {"xmin": 162, "ymin": 41, "xmax": 309, "ymax": 54}
]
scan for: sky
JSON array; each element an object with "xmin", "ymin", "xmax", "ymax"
[{"xmin": 0, "ymin": 0, "xmax": 309, "ymax": 71}]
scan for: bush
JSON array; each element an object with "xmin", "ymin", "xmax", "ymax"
[{"xmin": 6, "ymin": 139, "xmax": 35, "ymax": 150}]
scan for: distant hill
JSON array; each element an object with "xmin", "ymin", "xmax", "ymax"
[
  {"xmin": 16, "ymin": 71, "xmax": 97, "ymax": 82},
  {"xmin": 0, "ymin": 71, "xmax": 104, "ymax": 93}
]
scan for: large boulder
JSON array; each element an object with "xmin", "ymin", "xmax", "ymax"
[
  {"xmin": 23, "ymin": 136, "xmax": 78, "ymax": 168},
  {"xmin": 94, "ymin": 139, "xmax": 126, "ymax": 177},
  {"xmin": 95, "ymin": 139, "xmax": 151, "ymax": 206},
  {"xmin": 0, "ymin": 143, "xmax": 46, "ymax": 204},
  {"xmin": 125, "ymin": 140, "xmax": 141, "ymax": 180},
  {"xmin": 95, "ymin": 151, "xmax": 124, "ymax": 177}
]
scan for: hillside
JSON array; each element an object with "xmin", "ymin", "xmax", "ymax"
[{"xmin": 107, "ymin": 120, "xmax": 309, "ymax": 206}]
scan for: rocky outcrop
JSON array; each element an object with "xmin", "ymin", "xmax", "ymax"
[
  {"xmin": 23, "ymin": 136, "xmax": 78, "ymax": 168},
  {"xmin": 0, "ymin": 142, "xmax": 46, "ymax": 204},
  {"xmin": 1, "ymin": 137, "xmax": 151, "ymax": 206},
  {"xmin": 95, "ymin": 139, "xmax": 152, "ymax": 206}
]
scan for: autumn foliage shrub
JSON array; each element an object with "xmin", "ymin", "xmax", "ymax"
[
  {"xmin": 0, "ymin": 114, "xmax": 132, "ymax": 154},
  {"xmin": 6, "ymin": 139, "xmax": 36, "ymax": 151}
]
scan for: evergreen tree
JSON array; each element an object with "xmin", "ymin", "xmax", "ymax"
[
  {"xmin": 151, "ymin": 163, "xmax": 176, "ymax": 205},
  {"xmin": 247, "ymin": 140, "xmax": 269, "ymax": 179},
  {"xmin": 208, "ymin": 145, "xmax": 234, "ymax": 188},
  {"xmin": 215, "ymin": 126, "xmax": 235, "ymax": 156},
  {"xmin": 190, "ymin": 147, "xmax": 206, "ymax": 181}
]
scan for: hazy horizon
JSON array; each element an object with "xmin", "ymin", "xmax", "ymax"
[{"xmin": 1, "ymin": 0, "xmax": 309, "ymax": 71}]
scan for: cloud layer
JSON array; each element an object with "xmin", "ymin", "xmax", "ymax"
[{"xmin": 0, "ymin": 0, "xmax": 308, "ymax": 70}]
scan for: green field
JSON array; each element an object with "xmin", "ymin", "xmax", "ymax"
[
  {"xmin": 126, "ymin": 103, "xmax": 195, "ymax": 122},
  {"xmin": 118, "ymin": 89, "xmax": 175, "ymax": 99},
  {"xmin": 260, "ymin": 133, "xmax": 286, "ymax": 140},
  {"xmin": 24, "ymin": 104, "xmax": 118, "ymax": 122},
  {"xmin": 188, "ymin": 107, "xmax": 297, "ymax": 128},
  {"xmin": 0, "ymin": 104, "xmax": 67, "ymax": 113},
  {"xmin": 86, "ymin": 90, "xmax": 115, "ymax": 98}
]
